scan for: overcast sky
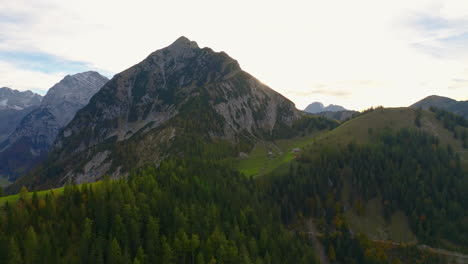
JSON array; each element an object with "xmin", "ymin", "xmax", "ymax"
[{"xmin": 1, "ymin": 0, "xmax": 468, "ymax": 110}]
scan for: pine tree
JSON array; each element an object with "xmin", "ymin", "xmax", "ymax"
[
  {"xmin": 8, "ymin": 238, "xmax": 22, "ymax": 264},
  {"xmin": 19, "ymin": 186, "xmax": 29, "ymax": 202},
  {"xmin": 109, "ymin": 238, "xmax": 123, "ymax": 264},
  {"xmin": 145, "ymin": 216, "xmax": 160, "ymax": 263},
  {"xmin": 135, "ymin": 246, "xmax": 146, "ymax": 264},
  {"xmin": 196, "ymin": 252, "xmax": 205, "ymax": 264},
  {"xmin": 328, "ymin": 245, "xmax": 336, "ymax": 262},
  {"xmin": 190, "ymin": 234, "xmax": 200, "ymax": 264},
  {"xmin": 161, "ymin": 236, "xmax": 174, "ymax": 264},
  {"xmin": 23, "ymin": 226, "xmax": 38, "ymax": 264}
]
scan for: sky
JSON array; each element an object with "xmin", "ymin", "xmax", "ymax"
[{"xmin": 1, "ymin": 0, "xmax": 468, "ymax": 110}]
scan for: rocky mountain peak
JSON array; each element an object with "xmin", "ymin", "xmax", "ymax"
[
  {"xmin": 169, "ymin": 36, "xmax": 199, "ymax": 50},
  {"xmin": 145, "ymin": 36, "xmax": 200, "ymax": 63},
  {"xmin": 41, "ymin": 71, "xmax": 108, "ymax": 106},
  {"xmin": 304, "ymin": 102, "xmax": 324, "ymax": 113},
  {"xmin": 28, "ymin": 37, "xmax": 301, "ymax": 186}
]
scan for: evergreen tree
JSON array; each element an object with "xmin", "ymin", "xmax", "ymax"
[
  {"xmin": 23, "ymin": 226, "xmax": 38, "ymax": 264},
  {"xmin": 109, "ymin": 238, "xmax": 123, "ymax": 264},
  {"xmin": 8, "ymin": 238, "xmax": 22, "ymax": 264}
]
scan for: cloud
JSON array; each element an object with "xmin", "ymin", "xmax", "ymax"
[
  {"xmin": 1, "ymin": 0, "xmax": 468, "ymax": 108},
  {"xmin": 0, "ymin": 61, "xmax": 64, "ymax": 94},
  {"xmin": 406, "ymin": 10, "xmax": 468, "ymax": 59},
  {"xmin": 288, "ymin": 80, "xmax": 384, "ymax": 99},
  {"xmin": 0, "ymin": 50, "xmax": 92, "ymax": 74},
  {"xmin": 300, "ymin": 90, "xmax": 352, "ymax": 98},
  {"xmin": 448, "ymin": 78, "xmax": 468, "ymax": 90}
]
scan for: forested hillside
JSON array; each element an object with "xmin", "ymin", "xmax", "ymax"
[
  {"xmin": 0, "ymin": 160, "xmax": 319, "ymax": 264},
  {"xmin": 0, "ymin": 155, "xmax": 453, "ymax": 264},
  {"xmin": 268, "ymin": 127, "xmax": 468, "ymax": 255}
]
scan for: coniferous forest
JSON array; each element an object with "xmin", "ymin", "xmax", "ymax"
[
  {"xmin": 0, "ymin": 160, "xmax": 318, "ymax": 264},
  {"xmin": 0, "ymin": 126, "xmax": 463, "ymax": 263}
]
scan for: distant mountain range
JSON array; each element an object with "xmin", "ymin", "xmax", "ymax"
[
  {"xmin": 304, "ymin": 102, "xmax": 347, "ymax": 113},
  {"xmin": 411, "ymin": 95, "xmax": 468, "ymax": 119},
  {"xmin": 0, "ymin": 72, "xmax": 108, "ymax": 180},
  {"xmin": 303, "ymin": 102, "xmax": 356, "ymax": 121}
]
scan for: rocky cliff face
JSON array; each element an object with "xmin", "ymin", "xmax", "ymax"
[
  {"xmin": 17, "ymin": 37, "xmax": 302, "ymax": 189},
  {"xmin": 0, "ymin": 72, "xmax": 108, "ymax": 180}
]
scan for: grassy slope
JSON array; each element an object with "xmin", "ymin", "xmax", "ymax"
[
  {"xmin": 318, "ymin": 107, "xmax": 465, "ymax": 149},
  {"xmin": 316, "ymin": 107, "xmax": 468, "ymax": 169},
  {"xmin": 0, "ymin": 186, "xmax": 64, "ymax": 205},
  {"xmin": 234, "ymin": 131, "xmax": 328, "ymax": 177},
  {"xmin": 235, "ymin": 107, "xmax": 467, "ymax": 179},
  {"xmin": 0, "ymin": 181, "xmax": 102, "ymax": 206}
]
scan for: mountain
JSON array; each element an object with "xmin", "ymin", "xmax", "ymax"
[
  {"xmin": 12, "ymin": 37, "xmax": 302, "ymax": 190},
  {"xmin": 304, "ymin": 102, "xmax": 324, "ymax": 113},
  {"xmin": 411, "ymin": 95, "xmax": 468, "ymax": 119},
  {"xmin": 0, "ymin": 72, "xmax": 108, "ymax": 180},
  {"xmin": 0, "ymin": 88, "xmax": 43, "ymax": 142},
  {"xmin": 0, "ymin": 87, "xmax": 42, "ymax": 110},
  {"xmin": 304, "ymin": 102, "xmax": 347, "ymax": 113}
]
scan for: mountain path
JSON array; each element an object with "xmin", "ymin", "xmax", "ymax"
[
  {"xmin": 305, "ymin": 220, "xmax": 329, "ymax": 264},
  {"xmin": 302, "ymin": 228, "xmax": 468, "ymax": 264}
]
